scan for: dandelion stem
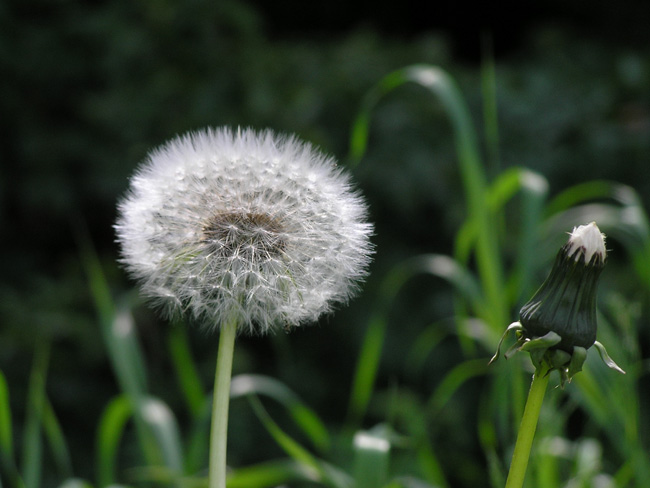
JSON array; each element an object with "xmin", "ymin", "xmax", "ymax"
[
  {"xmin": 505, "ymin": 365, "xmax": 550, "ymax": 488},
  {"xmin": 209, "ymin": 318, "xmax": 238, "ymax": 488}
]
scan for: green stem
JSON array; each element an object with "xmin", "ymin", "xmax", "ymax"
[
  {"xmin": 505, "ymin": 366, "xmax": 550, "ymax": 488},
  {"xmin": 209, "ymin": 319, "xmax": 238, "ymax": 488}
]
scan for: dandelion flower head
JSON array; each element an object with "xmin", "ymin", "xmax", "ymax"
[{"xmin": 115, "ymin": 127, "xmax": 373, "ymax": 335}]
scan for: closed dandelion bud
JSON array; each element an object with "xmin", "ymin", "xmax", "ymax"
[
  {"xmin": 490, "ymin": 222, "xmax": 624, "ymax": 384},
  {"xmin": 519, "ymin": 222, "xmax": 606, "ymax": 352}
]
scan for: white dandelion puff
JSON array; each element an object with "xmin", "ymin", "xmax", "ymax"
[{"xmin": 115, "ymin": 127, "xmax": 374, "ymax": 335}]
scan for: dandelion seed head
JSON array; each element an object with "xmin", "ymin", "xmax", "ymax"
[{"xmin": 115, "ymin": 127, "xmax": 374, "ymax": 334}]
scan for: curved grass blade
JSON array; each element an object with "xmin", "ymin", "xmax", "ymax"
[
  {"xmin": 247, "ymin": 395, "xmax": 351, "ymax": 488},
  {"xmin": 227, "ymin": 459, "xmax": 322, "ymax": 488},
  {"xmin": 349, "ymin": 253, "xmax": 484, "ymax": 423},
  {"xmin": 96, "ymin": 395, "xmax": 132, "ymax": 487},
  {"xmin": 427, "ymin": 359, "xmax": 489, "ymax": 413},
  {"xmin": 95, "ymin": 394, "xmax": 184, "ymax": 486},
  {"xmin": 230, "ymin": 374, "xmax": 329, "ymax": 453},
  {"xmin": 383, "ymin": 390, "xmax": 448, "ymax": 488},
  {"xmin": 404, "ymin": 320, "xmax": 452, "ymax": 379},
  {"xmin": 139, "ymin": 397, "xmax": 184, "ymax": 473},
  {"xmin": 349, "ymin": 64, "xmax": 505, "ymax": 329},
  {"xmin": 78, "ymin": 230, "xmax": 170, "ymax": 467}
]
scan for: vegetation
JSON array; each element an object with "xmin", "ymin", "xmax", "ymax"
[{"xmin": 1, "ymin": 2, "xmax": 650, "ymax": 487}]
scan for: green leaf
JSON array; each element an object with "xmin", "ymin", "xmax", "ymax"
[
  {"xmin": 138, "ymin": 397, "xmax": 184, "ymax": 473},
  {"xmin": 22, "ymin": 342, "xmax": 50, "ymax": 488},
  {"xmin": 0, "ymin": 370, "xmax": 14, "ymax": 461},
  {"xmin": 247, "ymin": 395, "xmax": 351, "ymax": 488},
  {"xmin": 96, "ymin": 395, "xmax": 132, "ymax": 487},
  {"xmin": 427, "ymin": 359, "xmax": 489, "ymax": 413},
  {"xmin": 353, "ymin": 428, "xmax": 390, "ymax": 488},
  {"xmin": 167, "ymin": 325, "xmax": 205, "ymax": 420},
  {"xmin": 42, "ymin": 397, "xmax": 73, "ymax": 479},
  {"xmin": 231, "ymin": 374, "xmax": 329, "ymax": 453},
  {"xmin": 227, "ymin": 459, "xmax": 321, "ymax": 488},
  {"xmin": 349, "ymin": 253, "xmax": 485, "ymax": 423}
]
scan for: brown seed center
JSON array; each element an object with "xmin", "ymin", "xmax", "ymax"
[{"xmin": 202, "ymin": 211, "xmax": 286, "ymax": 260}]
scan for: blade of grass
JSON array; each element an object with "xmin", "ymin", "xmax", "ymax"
[
  {"xmin": 139, "ymin": 397, "xmax": 184, "ymax": 473},
  {"xmin": 96, "ymin": 394, "xmax": 132, "ymax": 487},
  {"xmin": 427, "ymin": 359, "xmax": 489, "ymax": 413},
  {"xmin": 227, "ymin": 459, "xmax": 322, "ymax": 488},
  {"xmin": 0, "ymin": 370, "xmax": 14, "ymax": 463},
  {"xmin": 247, "ymin": 395, "xmax": 351, "ymax": 488},
  {"xmin": 0, "ymin": 370, "xmax": 26, "ymax": 488},
  {"xmin": 247, "ymin": 395, "xmax": 323, "ymax": 478},
  {"xmin": 77, "ymin": 230, "xmax": 163, "ymax": 467},
  {"xmin": 41, "ymin": 397, "xmax": 73, "ymax": 479},
  {"xmin": 349, "ymin": 254, "xmax": 485, "ymax": 423},
  {"xmin": 353, "ymin": 429, "xmax": 390, "ymax": 488},
  {"xmin": 167, "ymin": 325, "xmax": 205, "ymax": 420},
  {"xmin": 21, "ymin": 342, "xmax": 49, "ymax": 488},
  {"xmin": 230, "ymin": 374, "xmax": 329, "ymax": 453},
  {"xmin": 349, "ymin": 64, "xmax": 505, "ymax": 330}
]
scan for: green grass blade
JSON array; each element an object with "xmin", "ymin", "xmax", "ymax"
[
  {"xmin": 383, "ymin": 390, "xmax": 448, "ymax": 488},
  {"xmin": 247, "ymin": 395, "xmax": 351, "ymax": 488},
  {"xmin": 231, "ymin": 374, "xmax": 330, "ymax": 453},
  {"xmin": 167, "ymin": 325, "xmax": 205, "ymax": 420},
  {"xmin": 227, "ymin": 459, "xmax": 323, "ymax": 488},
  {"xmin": 349, "ymin": 253, "xmax": 485, "ymax": 423},
  {"xmin": 0, "ymin": 370, "xmax": 13, "ymax": 463},
  {"xmin": 96, "ymin": 394, "xmax": 132, "ymax": 487},
  {"xmin": 349, "ymin": 64, "xmax": 505, "ymax": 329},
  {"xmin": 138, "ymin": 397, "xmax": 184, "ymax": 473},
  {"xmin": 184, "ymin": 399, "xmax": 212, "ymax": 475},
  {"xmin": 21, "ymin": 342, "xmax": 50, "ymax": 488},
  {"xmin": 77, "ymin": 231, "xmax": 167, "ymax": 467},
  {"xmin": 427, "ymin": 359, "xmax": 489, "ymax": 413},
  {"xmin": 247, "ymin": 395, "xmax": 323, "ymax": 476},
  {"xmin": 0, "ymin": 370, "xmax": 26, "ymax": 488},
  {"xmin": 348, "ymin": 313, "xmax": 388, "ymax": 425},
  {"xmin": 353, "ymin": 429, "xmax": 390, "ymax": 488},
  {"xmin": 41, "ymin": 397, "xmax": 73, "ymax": 479}
]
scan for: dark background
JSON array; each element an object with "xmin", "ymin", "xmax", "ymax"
[{"xmin": 1, "ymin": 0, "xmax": 649, "ymax": 485}]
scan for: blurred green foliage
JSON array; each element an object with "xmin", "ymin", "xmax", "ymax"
[{"xmin": 1, "ymin": 0, "xmax": 650, "ymax": 487}]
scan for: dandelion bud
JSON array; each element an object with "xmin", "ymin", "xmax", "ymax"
[
  {"xmin": 490, "ymin": 222, "xmax": 624, "ymax": 384},
  {"xmin": 115, "ymin": 127, "xmax": 374, "ymax": 335},
  {"xmin": 519, "ymin": 222, "xmax": 606, "ymax": 352}
]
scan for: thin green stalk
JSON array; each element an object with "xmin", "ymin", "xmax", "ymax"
[
  {"xmin": 209, "ymin": 319, "xmax": 238, "ymax": 488},
  {"xmin": 505, "ymin": 366, "xmax": 550, "ymax": 488}
]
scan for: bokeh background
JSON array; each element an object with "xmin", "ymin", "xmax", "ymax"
[{"xmin": 2, "ymin": 0, "xmax": 650, "ymax": 486}]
